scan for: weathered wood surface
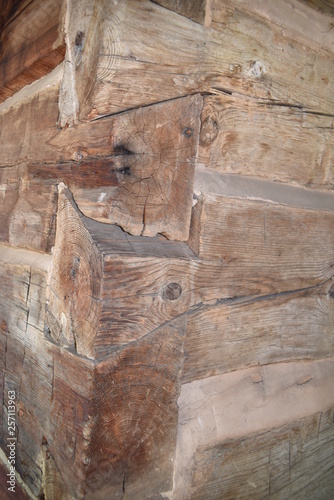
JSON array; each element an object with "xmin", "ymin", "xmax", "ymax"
[
  {"xmin": 0, "ymin": 0, "xmax": 65, "ymax": 103},
  {"xmin": 0, "ymin": 245, "xmax": 186, "ymax": 498},
  {"xmin": 0, "ymin": 88, "xmax": 201, "ymax": 240},
  {"xmin": 0, "ymin": 165, "xmax": 58, "ymax": 252},
  {"xmin": 152, "ymin": 0, "xmax": 209, "ymax": 24},
  {"xmin": 211, "ymin": 0, "xmax": 334, "ymax": 53},
  {"xmin": 199, "ymin": 95, "xmax": 334, "ymax": 189},
  {"xmin": 46, "ymin": 186, "xmax": 334, "ymax": 361},
  {"xmin": 173, "ymin": 359, "xmax": 334, "ymax": 499},
  {"xmin": 189, "ymin": 410, "xmax": 334, "ymax": 499},
  {"xmin": 90, "ymin": 0, "xmax": 334, "ymax": 118},
  {"xmin": 87, "ymin": 317, "xmax": 186, "ymax": 499},
  {"xmin": 58, "ymin": 0, "xmax": 106, "ymax": 126},
  {"xmin": 188, "ymin": 193, "xmax": 334, "ymax": 273},
  {"xmin": 183, "ymin": 280, "xmax": 334, "ymax": 383}
]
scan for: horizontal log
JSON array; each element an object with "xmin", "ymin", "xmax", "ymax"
[
  {"xmin": 0, "ymin": 166, "xmax": 58, "ymax": 252},
  {"xmin": 199, "ymin": 95, "xmax": 334, "ymax": 189},
  {"xmin": 47, "ymin": 186, "xmax": 334, "ymax": 360},
  {"xmin": 1, "ymin": 89, "xmax": 201, "ymax": 240},
  {"xmin": 0, "ymin": 0, "xmax": 65, "ymax": 103},
  {"xmin": 90, "ymin": 0, "xmax": 334, "ymax": 117},
  {"xmin": 213, "ymin": 0, "xmax": 334, "ymax": 53},
  {"xmin": 183, "ymin": 281, "xmax": 334, "ymax": 383},
  {"xmin": 173, "ymin": 358, "xmax": 334, "ymax": 498},
  {"xmin": 188, "ymin": 192, "xmax": 334, "ymax": 273}
]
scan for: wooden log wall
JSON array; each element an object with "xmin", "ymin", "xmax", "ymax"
[{"xmin": 0, "ymin": 0, "xmax": 333, "ymax": 498}]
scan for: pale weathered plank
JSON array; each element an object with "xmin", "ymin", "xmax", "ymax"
[
  {"xmin": 183, "ymin": 281, "xmax": 334, "ymax": 383},
  {"xmin": 211, "ymin": 0, "xmax": 334, "ymax": 53},
  {"xmin": 0, "ymin": 0, "xmax": 65, "ymax": 103},
  {"xmin": 190, "ymin": 410, "xmax": 334, "ymax": 499},
  {"xmin": 188, "ymin": 193, "xmax": 334, "ymax": 276},
  {"xmin": 0, "ymin": 165, "xmax": 58, "ymax": 252},
  {"xmin": 199, "ymin": 94, "xmax": 334, "ymax": 189},
  {"xmin": 91, "ymin": 0, "xmax": 334, "ymax": 117},
  {"xmin": 173, "ymin": 359, "xmax": 334, "ymax": 499}
]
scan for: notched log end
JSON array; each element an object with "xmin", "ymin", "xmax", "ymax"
[{"xmin": 86, "ymin": 318, "xmax": 187, "ymax": 497}]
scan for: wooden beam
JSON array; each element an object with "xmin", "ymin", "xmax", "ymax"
[
  {"xmin": 0, "ymin": 166, "xmax": 58, "ymax": 253},
  {"xmin": 183, "ymin": 281, "xmax": 334, "ymax": 383},
  {"xmin": 89, "ymin": 0, "xmax": 334, "ymax": 118},
  {"xmin": 1, "ymin": 88, "xmax": 201, "ymax": 240},
  {"xmin": 173, "ymin": 359, "xmax": 334, "ymax": 498},
  {"xmin": 0, "ymin": 0, "xmax": 65, "ymax": 103},
  {"xmin": 199, "ymin": 95, "xmax": 334, "ymax": 190}
]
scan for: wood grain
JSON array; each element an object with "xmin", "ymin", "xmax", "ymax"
[
  {"xmin": 151, "ymin": 0, "xmax": 208, "ymax": 24},
  {"xmin": 1, "ymin": 89, "xmax": 201, "ymax": 240},
  {"xmin": 0, "ymin": 0, "xmax": 65, "ymax": 103},
  {"xmin": 0, "ymin": 165, "xmax": 58, "ymax": 252},
  {"xmin": 183, "ymin": 281, "xmax": 334, "ymax": 383},
  {"xmin": 173, "ymin": 359, "xmax": 334, "ymax": 498},
  {"xmin": 188, "ymin": 194, "xmax": 334, "ymax": 277},
  {"xmin": 190, "ymin": 410, "xmax": 334, "ymax": 499},
  {"xmin": 199, "ymin": 94, "xmax": 334, "ymax": 189},
  {"xmin": 90, "ymin": 0, "xmax": 334, "ymax": 117},
  {"xmin": 87, "ymin": 317, "xmax": 186, "ymax": 499},
  {"xmin": 47, "ymin": 187, "xmax": 334, "ymax": 360}
]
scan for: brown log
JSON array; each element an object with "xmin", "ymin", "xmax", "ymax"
[
  {"xmin": 1, "ymin": 89, "xmax": 201, "ymax": 240},
  {"xmin": 0, "ymin": 0, "xmax": 65, "ymax": 103}
]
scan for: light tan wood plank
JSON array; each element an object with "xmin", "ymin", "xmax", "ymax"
[
  {"xmin": 211, "ymin": 0, "xmax": 334, "ymax": 53},
  {"xmin": 199, "ymin": 95, "xmax": 334, "ymax": 189},
  {"xmin": 0, "ymin": 0, "xmax": 65, "ymax": 103},
  {"xmin": 0, "ymin": 166, "xmax": 58, "ymax": 252},
  {"xmin": 188, "ymin": 193, "xmax": 334, "ymax": 276},
  {"xmin": 173, "ymin": 359, "xmax": 334, "ymax": 499},
  {"xmin": 190, "ymin": 410, "xmax": 334, "ymax": 499},
  {"xmin": 183, "ymin": 281, "xmax": 334, "ymax": 383},
  {"xmin": 91, "ymin": 0, "xmax": 334, "ymax": 117}
]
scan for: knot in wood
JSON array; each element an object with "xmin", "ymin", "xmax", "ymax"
[
  {"xmin": 182, "ymin": 127, "xmax": 194, "ymax": 138},
  {"xmin": 163, "ymin": 282, "xmax": 182, "ymax": 301},
  {"xmin": 329, "ymin": 284, "xmax": 334, "ymax": 299}
]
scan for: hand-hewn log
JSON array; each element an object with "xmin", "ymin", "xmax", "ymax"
[
  {"xmin": 58, "ymin": 0, "xmax": 106, "ymax": 126},
  {"xmin": 199, "ymin": 94, "xmax": 334, "ymax": 189},
  {"xmin": 47, "ymin": 184, "xmax": 334, "ymax": 361},
  {"xmin": 0, "ymin": 244, "xmax": 186, "ymax": 498},
  {"xmin": 90, "ymin": 0, "xmax": 334, "ymax": 118},
  {"xmin": 0, "ymin": 0, "xmax": 65, "ymax": 103},
  {"xmin": 173, "ymin": 359, "xmax": 334, "ymax": 498},
  {"xmin": 183, "ymin": 281, "xmax": 334, "ymax": 383},
  {"xmin": 188, "ymin": 189, "xmax": 334, "ymax": 269},
  {"xmin": 0, "ymin": 166, "xmax": 58, "ymax": 252},
  {"xmin": 1, "ymin": 88, "xmax": 201, "ymax": 240}
]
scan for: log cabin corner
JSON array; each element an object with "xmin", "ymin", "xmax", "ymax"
[{"xmin": 0, "ymin": 0, "xmax": 333, "ymax": 498}]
